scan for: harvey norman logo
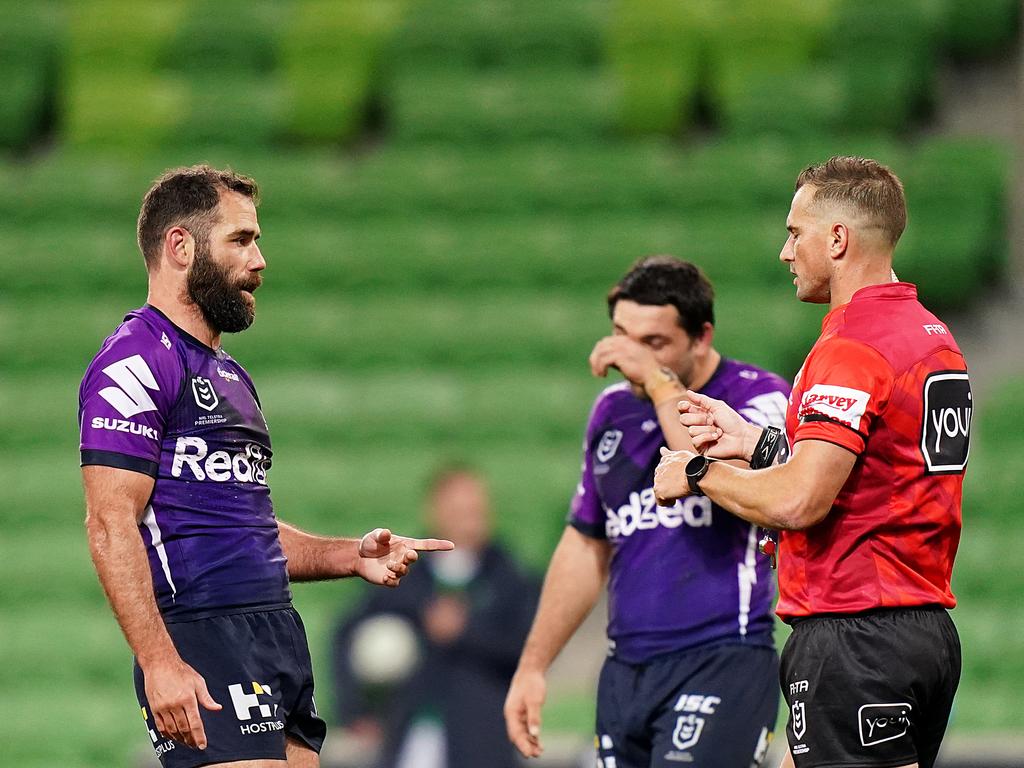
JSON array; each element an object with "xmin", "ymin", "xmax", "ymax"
[{"xmin": 799, "ymin": 384, "xmax": 870, "ymax": 431}]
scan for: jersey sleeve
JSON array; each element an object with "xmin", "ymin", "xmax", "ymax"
[
  {"xmin": 736, "ymin": 380, "xmax": 791, "ymax": 429},
  {"xmin": 566, "ymin": 399, "xmax": 607, "ymax": 539},
  {"xmin": 794, "ymin": 336, "xmax": 894, "ymax": 455},
  {"xmin": 79, "ymin": 324, "xmax": 183, "ymax": 477}
]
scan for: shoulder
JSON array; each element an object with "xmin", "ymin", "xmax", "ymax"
[
  {"xmin": 81, "ymin": 309, "xmax": 185, "ymax": 397},
  {"xmin": 718, "ymin": 359, "xmax": 792, "ymax": 427},
  {"xmin": 586, "ymin": 381, "xmax": 640, "ymax": 428}
]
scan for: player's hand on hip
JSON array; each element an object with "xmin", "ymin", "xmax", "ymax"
[
  {"xmin": 654, "ymin": 446, "xmax": 697, "ymax": 506},
  {"xmin": 504, "ymin": 667, "xmax": 547, "ymax": 759},
  {"xmin": 678, "ymin": 390, "xmax": 761, "ymax": 461},
  {"xmin": 356, "ymin": 528, "xmax": 455, "ymax": 587},
  {"xmin": 588, "ymin": 335, "xmax": 657, "ymax": 384},
  {"xmin": 142, "ymin": 655, "xmax": 222, "ymax": 750}
]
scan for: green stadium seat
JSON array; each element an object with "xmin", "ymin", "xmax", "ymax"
[{"xmin": 389, "ymin": 68, "xmax": 617, "ymax": 143}]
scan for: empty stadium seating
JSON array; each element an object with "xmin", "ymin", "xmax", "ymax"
[{"xmin": 0, "ymin": 2, "xmax": 1019, "ymax": 766}]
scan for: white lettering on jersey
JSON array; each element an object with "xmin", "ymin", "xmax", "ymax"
[
  {"xmin": 739, "ymin": 391, "xmax": 789, "ymax": 428},
  {"xmin": 799, "ymin": 384, "xmax": 870, "ymax": 432},
  {"xmin": 605, "ymin": 487, "xmax": 711, "ymax": 538},
  {"xmin": 171, "ymin": 436, "xmax": 268, "ymax": 484},
  {"xmin": 98, "ymin": 354, "xmax": 160, "ymax": 418},
  {"xmin": 90, "ymin": 416, "xmax": 158, "ymax": 441}
]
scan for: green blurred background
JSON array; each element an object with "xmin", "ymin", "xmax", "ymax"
[{"xmin": 0, "ymin": 1, "xmax": 1021, "ymax": 766}]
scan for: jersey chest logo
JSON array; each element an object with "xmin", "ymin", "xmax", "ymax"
[
  {"xmin": 596, "ymin": 430, "xmax": 623, "ymax": 463},
  {"xmin": 191, "ymin": 376, "xmax": 219, "ymax": 412},
  {"xmin": 921, "ymin": 371, "xmax": 971, "ymax": 474}
]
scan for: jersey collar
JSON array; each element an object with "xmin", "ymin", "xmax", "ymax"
[{"xmin": 822, "ymin": 281, "xmax": 917, "ymax": 331}]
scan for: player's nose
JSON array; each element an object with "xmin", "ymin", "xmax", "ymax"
[{"xmin": 250, "ymin": 245, "xmax": 266, "ymax": 272}]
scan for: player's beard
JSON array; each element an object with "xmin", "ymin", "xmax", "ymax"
[{"xmin": 186, "ymin": 238, "xmax": 260, "ymax": 334}]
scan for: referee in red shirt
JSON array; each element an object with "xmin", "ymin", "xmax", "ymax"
[{"xmin": 654, "ymin": 156, "xmax": 969, "ymax": 768}]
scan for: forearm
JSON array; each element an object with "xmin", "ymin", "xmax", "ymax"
[
  {"xmin": 517, "ymin": 528, "xmax": 608, "ymax": 673},
  {"xmin": 278, "ymin": 520, "xmax": 360, "ymax": 581},
  {"xmin": 695, "ymin": 461, "xmax": 802, "ymax": 529},
  {"xmin": 86, "ymin": 510, "xmax": 177, "ymax": 666},
  {"xmin": 696, "ymin": 440, "xmax": 852, "ymax": 530}
]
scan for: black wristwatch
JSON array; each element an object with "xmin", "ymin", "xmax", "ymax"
[{"xmin": 685, "ymin": 454, "xmax": 714, "ymax": 496}]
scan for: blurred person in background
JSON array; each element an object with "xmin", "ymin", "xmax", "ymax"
[
  {"xmin": 332, "ymin": 465, "xmax": 539, "ymax": 768},
  {"xmin": 80, "ymin": 165, "xmax": 453, "ymax": 768},
  {"xmin": 505, "ymin": 256, "xmax": 790, "ymax": 767},
  {"xmin": 655, "ymin": 157, "xmax": 968, "ymax": 768}
]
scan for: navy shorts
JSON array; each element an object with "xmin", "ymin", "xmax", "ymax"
[
  {"xmin": 596, "ymin": 642, "xmax": 780, "ymax": 768},
  {"xmin": 780, "ymin": 606, "xmax": 960, "ymax": 768},
  {"xmin": 135, "ymin": 605, "xmax": 327, "ymax": 768}
]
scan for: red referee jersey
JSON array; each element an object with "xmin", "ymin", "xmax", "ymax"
[{"xmin": 777, "ymin": 282, "xmax": 971, "ymax": 621}]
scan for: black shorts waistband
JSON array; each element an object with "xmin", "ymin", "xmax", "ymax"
[
  {"xmin": 162, "ymin": 602, "xmax": 294, "ymax": 624},
  {"xmin": 788, "ymin": 603, "xmax": 947, "ymax": 626}
]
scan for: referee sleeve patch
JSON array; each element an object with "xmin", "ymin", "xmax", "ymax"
[{"xmin": 798, "ymin": 384, "xmax": 870, "ymax": 432}]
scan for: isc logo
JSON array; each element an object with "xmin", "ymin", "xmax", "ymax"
[{"xmin": 605, "ymin": 487, "xmax": 712, "ymax": 538}]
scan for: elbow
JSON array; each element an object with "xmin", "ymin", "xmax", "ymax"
[{"xmin": 776, "ymin": 496, "xmax": 831, "ymax": 531}]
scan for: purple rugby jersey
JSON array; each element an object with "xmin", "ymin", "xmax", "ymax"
[
  {"xmin": 79, "ymin": 305, "xmax": 289, "ymax": 619},
  {"xmin": 569, "ymin": 358, "xmax": 790, "ymax": 663}
]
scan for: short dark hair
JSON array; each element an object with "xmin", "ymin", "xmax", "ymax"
[
  {"xmin": 137, "ymin": 164, "xmax": 259, "ymax": 267},
  {"xmin": 795, "ymin": 156, "xmax": 907, "ymax": 246},
  {"xmin": 607, "ymin": 256, "xmax": 715, "ymax": 338}
]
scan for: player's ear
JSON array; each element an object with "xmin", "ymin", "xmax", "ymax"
[
  {"xmin": 692, "ymin": 322, "xmax": 714, "ymax": 354},
  {"xmin": 829, "ymin": 222, "xmax": 849, "ymax": 260},
  {"xmin": 165, "ymin": 227, "xmax": 193, "ymax": 269}
]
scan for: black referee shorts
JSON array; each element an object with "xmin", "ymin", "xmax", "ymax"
[
  {"xmin": 780, "ymin": 606, "xmax": 960, "ymax": 768},
  {"xmin": 135, "ymin": 605, "xmax": 327, "ymax": 768}
]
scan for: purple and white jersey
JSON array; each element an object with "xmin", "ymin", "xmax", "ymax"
[
  {"xmin": 79, "ymin": 305, "xmax": 289, "ymax": 619},
  {"xmin": 569, "ymin": 358, "xmax": 790, "ymax": 663}
]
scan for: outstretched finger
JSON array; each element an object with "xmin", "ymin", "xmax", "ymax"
[{"xmin": 405, "ymin": 537, "xmax": 455, "ymax": 552}]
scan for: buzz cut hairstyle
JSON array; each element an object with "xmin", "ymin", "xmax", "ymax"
[
  {"xmin": 794, "ymin": 156, "xmax": 907, "ymax": 247},
  {"xmin": 607, "ymin": 255, "xmax": 715, "ymax": 339},
  {"xmin": 137, "ymin": 164, "xmax": 259, "ymax": 267}
]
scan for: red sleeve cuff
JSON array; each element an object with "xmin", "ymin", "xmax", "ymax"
[{"xmin": 793, "ymin": 421, "xmax": 865, "ymax": 455}]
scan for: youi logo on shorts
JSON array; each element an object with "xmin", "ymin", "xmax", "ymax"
[
  {"xmin": 605, "ymin": 487, "xmax": 712, "ymax": 538},
  {"xmin": 229, "ymin": 681, "xmax": 285, "ymax": 735},
  {"xmin": 858, "ymin": 702, "xmax": 912, "ymax": 747},
  {"xmin": 171, "ymin": 437, "xmax": 270, "ymax": 484}
]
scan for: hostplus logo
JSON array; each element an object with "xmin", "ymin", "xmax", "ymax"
[
  {"xmin": 229, "ymin": 681, "xmax": 285, "ymax": 735},
  {"xmin": 141, "ymin": 706, "xmax": 175, "ymax": 757}
]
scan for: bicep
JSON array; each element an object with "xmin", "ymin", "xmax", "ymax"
[
  {"xmin": 82, "ymin": 465, "xmax": 155, "ymax": 525},
  {"xmin": 786, "ymin": 439, "xmax": 858, "ymax": 524}
]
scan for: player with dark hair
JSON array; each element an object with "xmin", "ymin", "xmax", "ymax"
[
  {"xmin": 80, "ymin": 164, "xmax": 453, "ymax": 768},
  {"xmin": 655, "ymin": 157, "xmax": 969, "ymax": 768},
  {"xmin": 505, "ymin": 256, "xmax": 790, "ymax": 767}
]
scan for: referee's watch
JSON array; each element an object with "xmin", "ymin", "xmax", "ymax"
[{"xmin": 684, "ymin": 454, "xmax": 715, "ymax": 496}]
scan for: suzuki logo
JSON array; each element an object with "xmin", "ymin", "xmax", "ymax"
[{"xmin": 99, "ymin": 355, "xmax": 160, "ymax": 418}]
